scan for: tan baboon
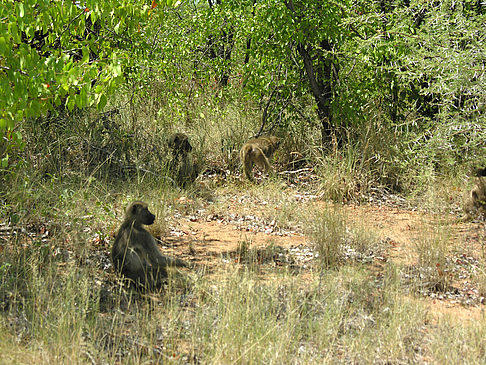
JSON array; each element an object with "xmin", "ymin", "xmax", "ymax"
[
  {"xmin": 465, "ymin": 167, "xmax": 486, "ymax": 220},
  {"xmin": 111, "ymin": 201, "xmax": 186, "ymax": 290},
  {"xmin": 240, "ymin": 136, "xmax": 280, "ymax": 182},
  {"xmin": 167, "ymin": 133, "xmax": 199, "ymax": 187}
]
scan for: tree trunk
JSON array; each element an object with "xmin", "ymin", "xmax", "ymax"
[
  {"xmin": 296, "ymin": 41, "xmax": 335, "ymax": 145},
  {"xmin": 207, "ymin": 0, "xmax": 234, "ymax": 87},
  {"xmin": 286, "ymin": 0, "xmax": 336, "ymax": 146}
]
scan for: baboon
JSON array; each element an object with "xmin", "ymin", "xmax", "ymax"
[
  {"xmin": 111, "ymin": 201, "xmax": 186, "ymax": 290},
  {"xmin": 167, "ymin": 133, "xmax": 199, "ymax": 187},
  {"xmin": 240, "ymin": 136, "xmax": 280, "ymax": 182},
  {"xmin": 465, "ymin": 167, "xmax": 486, "ymax": 220},
  {"xmin": 168, "ymin": 133, "xmax": 193, "ymax": 159}
]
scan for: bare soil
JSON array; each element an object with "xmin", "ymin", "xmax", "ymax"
[{"xmin": 161, "ymin": 195, "xmax": 485, "ymax": 322}]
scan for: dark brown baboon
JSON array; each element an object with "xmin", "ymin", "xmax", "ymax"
[
  {"xmin": 464, "ymin": 167, "xmax": 486, "ymax": 220},
  {"xmin": 476, "ymin": 167, "xmax": 486, "ymax": 177},
  {"xmin": 240, "ymin": 136, "xmax": 280, "ymax": 182},
  {"xmin": 111, "ymin": 201, "xmax": 186, "ymax": 290},
  {"xmin": 168, "ymin": 133, "xmax": 193, "ymax": 159},
  {"xmin": 167, "ymin": 133, "xmax": 199, "ymax": 187}
]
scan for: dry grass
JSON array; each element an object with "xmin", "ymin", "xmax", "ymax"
[
  {"xmin": 2, "ymin": 178, "xmax": 485, "ymax": 363},
  {"xmin": 1, "ymin": 90, "xmax": 485, "ymax": 363}
]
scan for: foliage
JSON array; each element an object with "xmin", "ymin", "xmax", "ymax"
[
  {"xmin": 0, "ymin": 0, "xmax": 182, "ymax": 170},
  {"xmin": 340, "ymin": 1, "xmax": 486, "ymax": 169},
  {"xmin": 1, "ymin": 0, "xmax": 483, "ymax": 196},
  {"xmin": 1, "ymin": 2, "xmax": 486, "ymax": 362},
  {"xmin": 140, "ymin": 0, "xmax": 484, "ymax": 184}
]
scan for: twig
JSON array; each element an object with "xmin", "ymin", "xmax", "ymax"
[
  {"xmin": 0, "ymin": 65, "xmax": 29, "ymax": 76},
  {"xmin": 257, "ymin": 85, "xmax": 280, "ymax": 137},
  {"xmin": 54, "ymin": 9, "xmax": 86, "ymax": 46},
  {"xmin": 278, "ymin": 167, "xmax": 313, "ymax": 175}
]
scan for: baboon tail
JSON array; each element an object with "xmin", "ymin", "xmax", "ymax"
[
  {"xmin": 159, "ymin": 255, "xmax": 187, "ymax": 268},
  {"xmin": 170, "ymin": 257, "xmax": 187, "ymax": 267}
]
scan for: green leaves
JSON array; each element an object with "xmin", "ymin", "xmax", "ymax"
[
  {"xmin": 0, "ymin": 37, "xmax": 6, "ymax": 55},
  {"xmin": 0, "ymin": 0, "xmax": 166, "ymax": 135},
  {"xmin": 0, "ymin": 0, "xmax": 166, "ymax": 168},
  {"xmin": 164, "ymin": 0, "xmax": 181, "ymax": 6},
  {"xmin": 16, "ymin": 2, "xmax": 24, "ymax": 18},
  {"xmin": 96, "ymin": 94, "xmax": 107, "ymax": 111},
  {"xmin": 1, "ymin": 155, "xmax": 8, "ymax": 168}
]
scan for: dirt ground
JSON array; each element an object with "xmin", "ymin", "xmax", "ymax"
[{"xmin": 160, "ymin": 196, "xmax": 485, "ymax": 322}]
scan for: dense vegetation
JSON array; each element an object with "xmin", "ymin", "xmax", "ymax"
[
  {"xmin": 1, "ymin": 0, "xmax": 484, "ymax": 187},
  {"xmin": 0, "ymin": 0, "xmax": 485, "ymax": 363}
]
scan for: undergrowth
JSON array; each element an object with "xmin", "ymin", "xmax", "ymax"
[
  {"xmin": 0, "ymin": 88, "xmax": 484, "ymax": 363},
  {"xmin": 0, "ymin": 235, "xmax": 428, "ymax": 364}
]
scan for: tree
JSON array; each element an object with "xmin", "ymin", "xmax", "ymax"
[{"xmin": 0, "ymin": 0, "xmax": 178, "ymax": 168}]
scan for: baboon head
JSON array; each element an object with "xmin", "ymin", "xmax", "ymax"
[
  {"xmin": 168, "ymin": 133, "xmax": 192, "ymax": 156},
  {"xmin": 126, "ymin": 201, "xmax": 155, "ymax": 226},
  {"xmin": 476, "ymin": 167, "xmax": 486, "ymax": 177},
  {"xmin": 269, "ymin": 136, "xmax": 281, "ymax": 149}
]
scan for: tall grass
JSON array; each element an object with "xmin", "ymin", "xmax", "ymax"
[
  {"xmin": 428, "ymin": 316, "xmax": 486, "ymax": 363},
  {"xmin": 2, "ymin": 189, "xmax": 486, "ymax": 363},
  {"xmin": 307, "ymin": 204, "xmax": 385, "ymax": 270},
  {"xmin": 1, "ymin": 79, "xmax": 485, "ymax": 363},
  {"xmin": 307, "ymin": 205, "xmax": 346, "ymax": 268},
  {"xmin": 410, "ymin": 219, "xmax": 452, "ymax": 293}
]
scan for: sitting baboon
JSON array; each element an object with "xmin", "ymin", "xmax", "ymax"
[
  {"xmin": 464, "ymin": 167, "xmax": 486, "ymax": 219},
  {"xmin": 111, "ymin": 201, "xmax": 187, "ymax": 290},
  {"xmin": 240, "ymin": 135, "xmax": 280, "ymax": 182},
  {"xmin": 168, "ymin": 133, "xmax": 193, "ymax": 159},
  {"xmin": 167, "ymin": 133, "xmax": 199, "ymax": 187}
]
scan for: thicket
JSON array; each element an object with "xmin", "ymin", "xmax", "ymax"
[{"xmin": 1, "ymin": 0, "xmax": 484, "ymax": 205}]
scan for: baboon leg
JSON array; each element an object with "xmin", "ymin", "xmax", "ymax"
[
  {"xmin": 241, "ymin": 145, "xmax": 255, "ymax": 181},
  {"xmin": 250, "ymin": 147, "xmax": 272, "ymax": 172},
  {"xmin": 239, "ymin": 136, "xmax": 280, "ymax": 182},
  {"xmin": 243, "ymin": 162, "xmax": 254, "ymax": 181},
  {"xmin": 154, "ymin": 253, "xmax": 187, "ymax": 268}
]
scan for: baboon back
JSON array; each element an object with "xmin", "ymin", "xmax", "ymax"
[
  {"xmin": 240, "ymin": 136, "xmax": 280, "ymax": 182},
  {"xmin": 167, "ymin": 133, "xmax": 199, "ymax": 187}
]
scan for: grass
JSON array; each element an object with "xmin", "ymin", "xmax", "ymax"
[
  {"xmin": 412, "ymin": 220, "xmax": 452, "ymax": 293},
  {"xmin": 1, "ymin": 88, "xmax": 485, "ymax": 363},
  {"xmin": 147, "ymin": 266, "xmax": 429, "ymax": 363},
  {"xmin": 1, "ymin": 175, "xmax": 485, "ymax": 364},
  {"xmin": 428, "ymin": 318, "xmax": 486, "ymax": 363},
  {"xmin": 307, "ymin": 205, "xmax": 347, "ymax": 268}
]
